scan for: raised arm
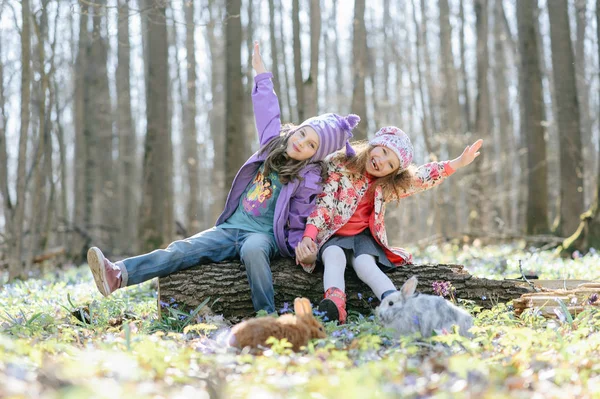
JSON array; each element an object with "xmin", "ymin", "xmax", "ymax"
[
  {"xmin": 399, "ymin": 139, "xmax": 483, "ymax": 199},
  {"xmin": 252, "ymin": 42, "xmax": 282, "ymax": 147}
]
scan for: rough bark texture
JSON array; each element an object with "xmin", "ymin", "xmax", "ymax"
[
  {"xmin": 350, "ymin": 0, "xmax": 367, "ymax": 139},
  {"xmin": 292, "ymin": 0, "xmax": 304, "ymax": 122},
  {"xmin": 224, "ymin": 0, "xmax": 245, "ymax": 190},
  {"xmin": 158, "ymin": 259, "xmax": 532, "ymax": 319},
  {"xmin": 548, "ymin": 0, "xmax": 584, "ymax": 237},
  {"xmin": 303, "ymin": 0, "xmax": 321, "ymax": 118},
  {"xmin": 116, "ymin": 0, "xmax": 138, "ymax": 254},
  {"xmin": 517, "ymin": 0, "xmax": 549, "ymax": 235},
  {"xmin": 139, "ymin": 1, "xmax": 173, "ymax": 252}
]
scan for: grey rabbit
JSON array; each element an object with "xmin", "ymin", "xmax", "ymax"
[{"xmin": 376, "ymin": 276, "xmax": 473, "ymax": 338}]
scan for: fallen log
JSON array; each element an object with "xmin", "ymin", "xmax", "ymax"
[
  {"xmin": 158, "ymin": 258, "xmax": 533, "ymax": 319},
  {"xmin": 513, "ymin": 282, "xmax": 600, "ymax": 318}
]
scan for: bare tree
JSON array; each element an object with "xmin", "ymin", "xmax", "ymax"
[
  {"xmin": 411, "ymin": 0, "xmax": 432, "ymax": 153},
  {"xmin": 492, "ymin": 0, "xmax": 514, "ymax": 230},
  {"xmin": 547, "ymin": 0, "xmax": 584, "ymax": 237},
  {"xmin": 278, "ymin": 1, "xmax": 293, "ymax": 122},
  {"xmin": 574, "ymin": 0, "xmax": 593, "ymax": 205},
  {"xmin": 517, "ymin": 0, "xmax": 549, "ymax": 235},
  {"xmin": 0, "ymin": 5, "xmax": 11, "ymax": 233},
  {"xmin": 350, "ymin": 0, "xmax": 368, "ymax": 139},
  {"xmin": 116, "ymin": 0, "xmax": 138, "ymax": 252},
  {"xmin": 458, "ymin": 1, "xmax": 472, "ymax": 133},
  {"xmin": 9, "ymin": 0, "xmax": 32, "ymax": 280},
  {"xmin": 303, "ymin": 0, "xmax": 321, "ymax": 117},
  {"xmin": 268, "ymin": 0, "xmax": 282, "ymax": 115},
  {"xmin": 183, "ymin": 0, "xmax": 200, "ymax": 233},
  {"xmin": 224, "ymin": 0, "xmax": 245, "ymax": 189},
  {"xmin": 292, "ymin": 0, "xmax": 304, "ymax": 122},
  {"xmin": 206, "ymin": 0, "xmax": 226, "ymax": 220},
  {"xmin": 139, "ymin": 1, "xmax": 174, "ymax": 252}
]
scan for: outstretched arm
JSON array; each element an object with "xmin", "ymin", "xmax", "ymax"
[
  {"xmin": 251, "ymin": 41, "xmax": 282, "ymax": 147},
  {"xmin": 400, "ymin": 139, "xmax": 483, "ymax": 199}
]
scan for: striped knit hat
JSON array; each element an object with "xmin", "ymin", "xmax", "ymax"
[
  {"xmin": 298, "ymin": 113, "xmax": 360, "ymax": 161},
  {"xmin": 369, "ymin": 126, "xmax": 414, "ymax": 170}
]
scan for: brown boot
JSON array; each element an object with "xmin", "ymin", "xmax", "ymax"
[{"xmin": 318, "ymin": 287, "xmax": 347, "ymax": 324}]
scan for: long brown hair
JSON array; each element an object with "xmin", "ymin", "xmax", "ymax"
[
  {"xmin": 333, "ymin": 141, "xmax": 415, "ymax": 200},
  {"xmin": 260, "ymin": 124, "xmax": 327, "ymax": 184}
]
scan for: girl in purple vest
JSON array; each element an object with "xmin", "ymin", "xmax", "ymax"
[{"xmin": 87, "ymin": 42, "xmax": 359, "ymax": 314}]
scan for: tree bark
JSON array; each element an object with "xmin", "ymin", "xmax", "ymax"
[
  {"xmin": 560, "ymin": 0, "xmax": 600, "ymax": 253},
  {"xmin": 224, "ymin": 0, "xmax": 245, "ymax": 190},
  {"xmin": 89, "ymin": 0, "xmax": 114, "ymax": 249},
  {"xmin": 350, "ymin": 0, "xmax": 368, "ymax": 139},
  {"xmin": 183, "ymin": 0, "xmax": 201, "ymax": 233},
  {"xmin": 116, "ymin": 0, "xmax": 138, "ymax": 254},
  {"xmin": 139, "ymin": 0, "xmax": 173, "ymax": 252},
  {"xmin": 517, "ymin": 0, "xmax": 549, "ymax": 235},
  {"xmin": 206, "ymin": 0, "xmax": 227, "ymax": 222},
  {"xmin": 303, "ymin": 0, "xmax": 321, "ymax": 118},
  {"xmin": 574, "ymin": 0, "xmax": 593, "ymax": 206},
  {"xmin": 458, "ymin": 0, "xmax": 472, "ymax": 133},
  {"xmin": 9, "ymin": 0, "xmax": 32, "ymax": 280},
  {"xmin": 268, "ymin": 0, "xmax": 282, "ymax": 117},
  {"xmin": 548, "ymin": 0, "xmax": 584, "ymax": 237},
  {"xmin": 0, "ymin": 3, "xmax": 11, "ymax": 229},
  {"xmin": 292, "ymin": 0, "xmax": 304, "ymax": 122},
  {"xmin": 278, "ymin": 1, "xmax": 293, "ymax": 122},
  {"xmin": 158, "ymin": 259, "xmax": 533, "ymax": 319},
  {"xmin": 472, "ymin": 0, "xmax": 491, "ymax": 230}
]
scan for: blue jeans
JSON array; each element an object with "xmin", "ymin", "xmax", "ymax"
[{"xmin": 118, "ymin": 227, "xmax": 278, "ymax": 313}]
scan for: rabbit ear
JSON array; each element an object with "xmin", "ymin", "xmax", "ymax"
[
  {"xmin": 400, "ymin": 276, "xmax": 418, "ymax": 298},
  {"xmin": 294, "ymin": 297, "xmax": 312, "ymax": 316}
]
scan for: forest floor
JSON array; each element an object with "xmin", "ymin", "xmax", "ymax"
[{"xmin": 1, "ymin": 242, "xmax": 600, "ymax": 398}]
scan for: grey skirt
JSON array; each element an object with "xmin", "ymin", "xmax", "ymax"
[{"xmin": 318, "ymin": 229, "xmax": 395, "ymax": 271}]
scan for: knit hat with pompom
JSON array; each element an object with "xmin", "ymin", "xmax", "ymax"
[
  {"xmin": 297, "ymin": 113, "xmax": 360, "ymax": 160},
  {"xmin": 369, "ymin": 126, "xmax": 414, "ymax": 170}
]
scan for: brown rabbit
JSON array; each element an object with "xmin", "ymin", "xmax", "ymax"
[{"xmin": 230, "ymin": 298, "xmax": 327, "ymax": 352}]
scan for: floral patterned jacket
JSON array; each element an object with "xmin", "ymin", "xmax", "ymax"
[{"xmin": 302, "ymin": 157, "xmax": 455, "ymax": 273}]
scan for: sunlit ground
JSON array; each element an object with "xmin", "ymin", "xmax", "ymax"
[{"xmin": 1, "ymin": 243, "xmax": 599, "ymax": 398}]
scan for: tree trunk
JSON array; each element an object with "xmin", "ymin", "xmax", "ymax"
[
  {"xmin": 574, "ymin": 0, "xmax": 593, "ymax": 207},
  {"xmin": 206, "ymin": 0, "xmax": 227, "ymax": 222},
  {"xmin": 458, "ymin": 0, "xmax": 472, "ymax": 133},
  {"xmin": 492, "ymin": 0, "xmax": 513, "ymax": 231},
  {"xmin": 224, "ymin": 0, "xmax": 245, "ymax": 191},
  {"xmin": 351, "ymin": 0, "xmax": 368, "ymax": 139},
  {"xmin": 183, "ymin": 0, "xmax": 201, "ymax": 233},
  {"xmin": 548, "ymin": 0, "xmax": 584, "ymax": 237},
  {"xmin": 268, "ymin": 0, "xmax": 282, "ymax": 116},
  {"xmin": 71, "ymin": 1, "xmax": 90, "ymax": 261},
  {"xmin": 9, "ymin": 0, "xmax": 32, "ymax": 280},
  {"xmin": 517, "ymin": 1, "xmax": 549, "ymax": 235},
  {"xmin": 292, "ymin": 0, "xmax": 304, "ymax": 123},
  {"xmin": 139, "ymin": 1, "xmax": 173, "ymax": 252},
  {"xmin": 116, "ymin": 0, "xmax": 138, "ymax": 254},
  {"xmin": 419, "ymin": 0, "xmax": 438, "ymax": 133},
  {"xmin": 472, "ymin": 0, "xmax": 491, "ymax": 230},
  {"xmin": 303, "ymin": 0, "xmax": 321, "ymax": 118},
  {"xmin": 278, "ymin": 1, "xmax": 293, "ymax": 122},
  {"xmin": 0, "ymin": 3, "xmax": 11, "ymax": 229},
  {"xmin": 158, "ymin": 259, "xmax": 533, "ymax": 319},
  {"xmin": 560, "ymin": 0, "xmax": 600, "ymax": 253},
  {"xmin": 89, "ymin": 0, "xmax": 114, "ymax": 249}
]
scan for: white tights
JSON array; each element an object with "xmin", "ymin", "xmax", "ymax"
[{"xmin": 322, "ymin": 245, "xmax": 396, "ymax": 300}]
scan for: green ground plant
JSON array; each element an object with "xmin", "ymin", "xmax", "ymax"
[{"xmin": 1, "ymin": 244, "xmax": 599, "ymax": 398}]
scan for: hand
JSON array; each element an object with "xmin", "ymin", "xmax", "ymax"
[
  {"xmin": 295, "ymin": 237, "xmax": 318, "ymax": 265},
  {"xmin": 450, "ymin": 139, "xmax": 483, "ymax": 170},
  {"xmin": 252, "ymin": 41, "xmax": 267, "ymax": 75}
]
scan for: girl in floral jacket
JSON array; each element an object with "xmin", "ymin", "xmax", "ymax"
[{"xmin": 296, "ymin": 127, "xmax": 483, "ymax": 323}]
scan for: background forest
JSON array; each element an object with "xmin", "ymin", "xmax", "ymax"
[{"xmin": 0, "ymin": 0, "xmax": 599, "ymax": 281}]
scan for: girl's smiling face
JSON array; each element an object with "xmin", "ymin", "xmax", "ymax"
[
  {"xmin": 286, "ymin": 126, "xmax": 320, "ymax": 160},
  {"xmin": 365, "ymin": 146, "xmax": 400, "ymax": 177}
]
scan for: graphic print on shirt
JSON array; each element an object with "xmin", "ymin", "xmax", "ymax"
[{"xmin": 242, "ymin": 170, "xmax": 277, "ymax": 216}]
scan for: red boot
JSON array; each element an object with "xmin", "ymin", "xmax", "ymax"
[{"xmin": 318, "ymin": 287, "xmax": 347, "ymax": 324}]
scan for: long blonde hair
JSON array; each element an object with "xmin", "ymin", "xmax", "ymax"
[
  {"xmin": 260, "ymin": 124, "xmax": 327, "ymax": 184},
  {"xmin": 333, "ymin": 141, "xmax": 415, "ymax": 200}
]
